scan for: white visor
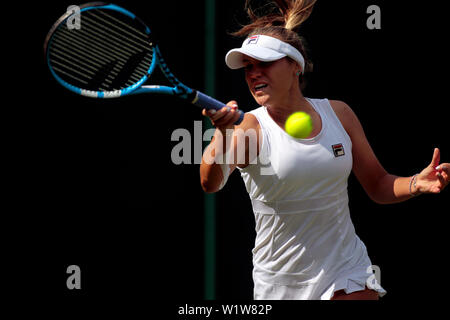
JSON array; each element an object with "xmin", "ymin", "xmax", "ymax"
[{"xmin": 225, "ymin": 35, "xmax": 305, "ymax": 73}]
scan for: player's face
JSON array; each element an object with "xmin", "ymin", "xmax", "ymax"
[{"xmin": 243, "ymin": 56, "xmax": 299, "ymax": 107}]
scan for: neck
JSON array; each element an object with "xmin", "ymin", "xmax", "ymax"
[{"xmin": 266, "ymin": 90, "xmax": 312, "ymax": 125}]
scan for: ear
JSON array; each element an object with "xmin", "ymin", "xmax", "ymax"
[{"xmin": 292, "ymin": 61, "xmax": 302, "ymax": 76}]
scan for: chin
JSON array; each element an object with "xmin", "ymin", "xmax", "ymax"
[{"xmin": 254, "ymin": 94, "xmax": 270, "ymax": 106}]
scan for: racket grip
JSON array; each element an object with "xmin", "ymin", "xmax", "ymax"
[{"xmin": 193, "ymin": 91, "xmax": 244, "ymax": 125}]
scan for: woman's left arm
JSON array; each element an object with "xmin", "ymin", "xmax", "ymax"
[{"xmin": 329, "ymin": 100, "xmax": 449, "ymax": 204}]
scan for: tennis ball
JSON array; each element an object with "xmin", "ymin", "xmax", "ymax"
[{"xmin": 285, "ymin": 111, "xmax": 313, "ymax": 139}]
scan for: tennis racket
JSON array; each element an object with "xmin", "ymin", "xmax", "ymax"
[{"xmin": 44, "ymin": 2, "xmax": 243, "ymax": 124}]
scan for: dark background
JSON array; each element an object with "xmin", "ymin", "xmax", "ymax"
[{"xmin": 8, "ymin": 0, "xmax": 449, "ymax": 315}]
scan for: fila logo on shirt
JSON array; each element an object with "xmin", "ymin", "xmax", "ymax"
[
  {"xmin": 247, "ymin": 35, "xmax": 259, "ymax": 45},
  {"xmin": 332, "ymin": 143, "xmax": 345, "ymax": 157}
]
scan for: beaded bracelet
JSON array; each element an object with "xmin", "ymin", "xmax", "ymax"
[{"xmin": 409, "ymin": 174, "xmax": 419, "ymax": 197}]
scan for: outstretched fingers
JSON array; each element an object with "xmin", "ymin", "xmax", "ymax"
[
  {"xmin": 430, "ymin": 148, "xmax": 441, "ymax": 168},
  {"xmin": 436, "ymin": 163, "xmax": 449, "ymax": 189}
]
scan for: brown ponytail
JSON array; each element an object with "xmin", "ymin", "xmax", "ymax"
[{"xmin": 275, "ymin": 0, "xmax": 317, "ymax": 31}]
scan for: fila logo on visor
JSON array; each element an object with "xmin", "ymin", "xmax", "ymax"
[
  {"xmin": 247, "ymin": 35, "xmax": 259, "ymax": 45},
  {"xmin": 332, "ymin": 144, "xmax": 345, "ymax": 157}
]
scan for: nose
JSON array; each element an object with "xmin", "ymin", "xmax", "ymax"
[{"xmin": 246, "ymin": 65, "xmax": 263, "ymax": 79}]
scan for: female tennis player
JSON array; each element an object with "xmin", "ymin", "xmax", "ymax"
[{"xmin": 200, "ymin": 0, "xmax": 449, "ymax": 300}]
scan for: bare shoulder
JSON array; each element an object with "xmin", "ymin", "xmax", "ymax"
[
  {"xmin": 329, "ymin": 100, "xmax": 355, "ymax": 119},
  {"xmin": 328, "ymin": 100, "xmax": 361, "ymax": 136},
  {"xmin": 236, "ymin": 112, "xmax": 260, "ymax": 131}
]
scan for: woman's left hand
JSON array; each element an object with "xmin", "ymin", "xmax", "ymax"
[{"xmin": 415, "ymin": 148, "xmax": 449, "ymax": 194}]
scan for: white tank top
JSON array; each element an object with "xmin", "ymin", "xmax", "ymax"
[{"xmin": 238, "ymin": 98, "xmax": 386, "ymax": 300}]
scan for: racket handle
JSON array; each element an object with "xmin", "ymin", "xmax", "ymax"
[{"xmin": 193, "ymin": 91, "xmax": 244, "ymax": 125}]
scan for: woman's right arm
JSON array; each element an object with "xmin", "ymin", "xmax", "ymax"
[{"xmin": 200, "ymin": 101, "xmax": 260, "ymax": 193}]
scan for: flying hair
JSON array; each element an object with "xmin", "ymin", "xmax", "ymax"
[
  {"xmin": 234, "ymin": 0, "xmax": 318, "ymax": 35},
  {"xmin": 279, "ymin": 0, "xmax": 317, "ymax": 30}
]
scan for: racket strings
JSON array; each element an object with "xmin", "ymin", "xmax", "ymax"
[
  {"xmin": 48, "ymin": 8, "xmax": 153, "ymax": 92},
  {"xmin": 53, "ymin": 28, "xmax": 132, "ymax": 87},
  {"xmin": 53, "ymin": 26, "xmax": 151, "ymax": 87},
  {"xmin": 95, "ymin": 9, "xmax": 149, "ymax": 40},
  {"xmin": 85, "ymin": 11, "xmax": 150, "ymax": 50}
]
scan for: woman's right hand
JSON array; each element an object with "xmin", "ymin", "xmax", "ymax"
[{"xmin": 202, "ymin": 100, "xmax": 242, "ymax": 132}]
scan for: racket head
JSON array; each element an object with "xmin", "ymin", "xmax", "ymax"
[{"xmin": 44, "ymin": 2, "xmax": 157, "ymax": 98}]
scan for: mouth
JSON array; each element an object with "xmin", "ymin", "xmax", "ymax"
[{"xmin": 254, "ymin": 83, "xmax": 268, "ymax": 92}]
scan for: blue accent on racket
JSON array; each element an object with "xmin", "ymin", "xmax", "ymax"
[{"xmin": 44, "ymin": 2, "xmax": 243, "ymax": 124}]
